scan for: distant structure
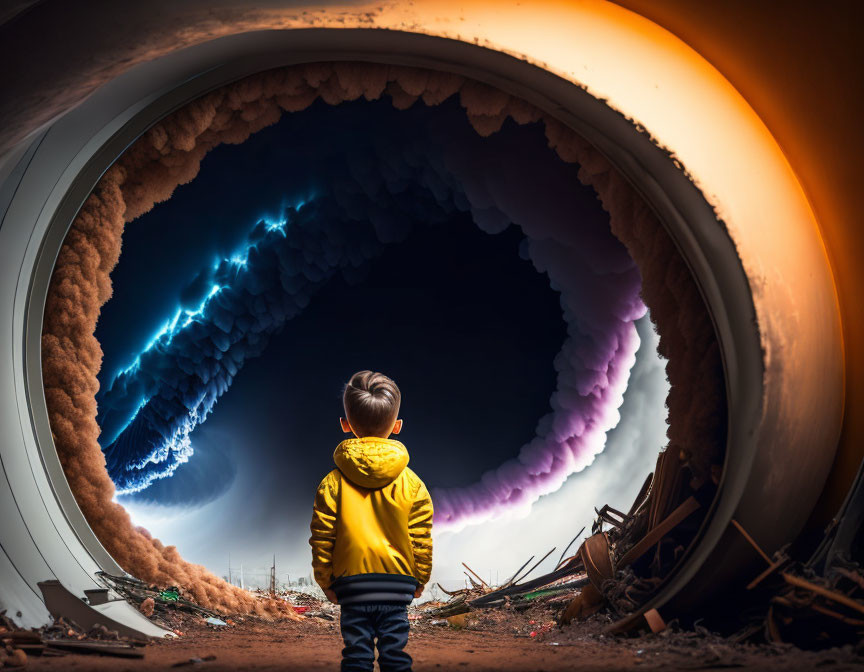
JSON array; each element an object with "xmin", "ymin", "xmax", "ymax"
[{"xmin": 269, "ymin": 555, "xmax": 276, "ymax": 595}]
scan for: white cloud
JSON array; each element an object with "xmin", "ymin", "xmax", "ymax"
[{"xmin": 429, "ymin": 316, "xmax": 668, "ymax": 590}]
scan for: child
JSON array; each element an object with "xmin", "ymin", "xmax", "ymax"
[{"xmin": 310, "ymin": 370, "xmax": 433, "ymax": 672}]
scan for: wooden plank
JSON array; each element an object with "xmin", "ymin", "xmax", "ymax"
[
  {"xmin": 730, "ymin": 519, "xmax": 772, "ymax": 565},
  {"xmin": 500, "ymin": 556, "xmax": 534, "ymax": 589},
  {"xmin": 512, "ymin": 548, "xmax": 556, "ymax": 585},
  {"xmin": 747, "ymin": 557, "xmax": 787, "ymax": 590},
  {"xmin": 782, "ymin": 573, "xmax": 864, "ymax": 616},
  {"xmin": 555, "ymin": 528, "xmax": 585, "ymax": 570},
  {"xmin": 810, "ymin": 602, "xmax": 864, "ymax": 626},
  {"xmin": 469, "ymin": 565, "xmax": 585, "ymax": 607},
  {"xmin": 45, "ymin": 640, "xmax": 145, "ymax": 658},
  {"xmin": 618, "ymin": 497, "xmax": 701, "ymax": 568},
  {"xmin": 461, "ymin": 563, "xmax": 489, "ymax": 588}
]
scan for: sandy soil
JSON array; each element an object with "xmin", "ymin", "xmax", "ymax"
[{"xmin": 22, "ymin": 611, "xmax": 864, "ymax": 672}]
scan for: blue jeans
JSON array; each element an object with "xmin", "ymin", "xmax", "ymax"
[{"xmin": 339, "ymin": 604, "xmax": 412, "ymax": 672}]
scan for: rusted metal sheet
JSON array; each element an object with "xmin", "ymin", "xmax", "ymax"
[{"xmin": 581, "ymin": 533, "xmax": 614, "ymax": 591}]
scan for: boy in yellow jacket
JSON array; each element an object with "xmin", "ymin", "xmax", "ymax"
[{"xmin": 310, "ymin": 370, "xmax": 433, "ymax": 672}]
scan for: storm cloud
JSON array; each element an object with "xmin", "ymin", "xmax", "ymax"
[
  {"xmin": 42, "ymin": 63, "xmax": 724, "ymax": 610},
  {"xmin": 96, "ymin": 111, "xmax": 645, "ymax": 533}
]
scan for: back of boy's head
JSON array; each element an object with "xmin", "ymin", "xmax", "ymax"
[{"xmin": 343, "ymin": 370, "xmax": 401, "ymax": 438}]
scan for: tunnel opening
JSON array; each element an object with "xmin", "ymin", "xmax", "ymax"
[{"xmin": 41, "ymin": 63, "xmax": 727, "ymax": 622}]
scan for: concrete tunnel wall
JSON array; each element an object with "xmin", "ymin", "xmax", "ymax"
[{"xmin": 0, "ymin": 1, "xmax": 845, "ymax": 634}]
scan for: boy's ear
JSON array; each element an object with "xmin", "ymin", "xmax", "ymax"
[
  {"xmin": 391, "ymin": 419, "xmax": 403, "ymax": 435},
  {"xmin": 340, "ymin": 417, "xmax": 352, "ymax": 434}
]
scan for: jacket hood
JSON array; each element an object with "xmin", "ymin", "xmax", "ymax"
[{"xmin": 334, "ymin": 437, "xmax": 409, "ymax": 489}]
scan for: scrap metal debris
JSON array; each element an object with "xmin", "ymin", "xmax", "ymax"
[
  {"xmin": 98, "ymin": 570, "xmax": 334, "ymax": 633},
  {"xmin": 727, "ymin": 518, "xmax": 864, "ymax": 648},
  {"xmin": 0, "ymin": 609, "xmax": 146, "ymax": 667},
  {"xmin": 437, "ymin": 436, "xmax": 864, "ymax": 653},
  {"xmin": 417, "ymin": 445, "xmax": 720, "ymax": 637},
  {"xmin": 6, "ymin": 439, "xmax": 861, "ymax": 666},
  {"xmin": 418, "ymin": 543, "xmax": 590, "ymax": 622},
  {"xmin": 99, "ymin": 573, "xmax": 222, "ymax": 624},
  {"xmin": 563, "ymin": 446, "xmax": 715, "ymax": 631},
  {"xmin": 1, "ymin": 574, "xmax": 337, "ymax": 667},
  {"xmin": 719, "ymin": 451, "xmax": 864, "ymax": 649},
  {"xmin": 251, "ymin": 587, "xmax": 338, "ymax": 621}
]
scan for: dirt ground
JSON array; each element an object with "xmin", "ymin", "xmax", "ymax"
[{"xmin": 22, "ymin": 610, "xmax": 864, "ymax": 672}]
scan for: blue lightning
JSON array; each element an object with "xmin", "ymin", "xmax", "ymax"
[
  {"xmin": 97, "ymin": 205, "xmax": 310, "ymax": 492},
  {"xmin": 96, "ymin": 194, "xmax": 401, "ymax": 494},
  {"xmin": 108, "ymin": 212, "xmax": 295, "ymax": 389}
]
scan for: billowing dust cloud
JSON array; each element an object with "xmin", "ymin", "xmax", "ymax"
[{"xmin": 42, "ymin": 63, "xmax": 724, "ymax": 612}]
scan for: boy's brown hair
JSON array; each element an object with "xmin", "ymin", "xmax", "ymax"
[{"xmin": 343, "ymin": 370, "xmax": 401, "ymax": 438}]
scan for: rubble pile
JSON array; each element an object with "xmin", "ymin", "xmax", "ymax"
[
  {"xmin": 426, "ymin": 554, "xmax": 589, "ymax": 620},
  {"xmin": 583, "ymin": 423, "xmax": 864, "ymax": 650},
  {"xmin": 100, "ymin": 572, "xmax": 222, "ymax": 627},
  {"xmin": 583, "ymin": 447, "xmax": 716, "ymax": 628},
  {"xmin": 420, "ymin": 444, "xmax": 718, "ymax": 635},
  {"xmin": 251, "ymin": 588, "xmax": 337, "ymax": 621},
  {"xmin": 422, "ymin": 439, "xmax": 864, "ymax": 652},
  {"xmin": 550, "ymin": 612, "xmax": 864, "ymax": 669},
  {"xmin": 763, "ymin": 565, "xmax": 864, "ymax": 646},
  {"xmin": 0, "ymin": 609, "xmax": 146, "ymax": 667},
  {"xmin": 8, "ymin": 439, "xmax": 860, "ymax": 662},
  {"xmin": 0, "ymin": 574, "xmax": 338, "ymax": 667},
  {"xmin": 746, "ymin": 460, "xmax": 864, "ymax": 648},
  {"xmin": 99, "ymin": 572, "xmax": 306, "ymax": 630}
]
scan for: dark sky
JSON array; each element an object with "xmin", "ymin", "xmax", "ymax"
[
  {"xmin": 97, "ymin": 97, "xmax": 576, "ymax": 509},
  {"xmin": 198, "ymin": 217, "xmax": 564, "ymax": 493}
]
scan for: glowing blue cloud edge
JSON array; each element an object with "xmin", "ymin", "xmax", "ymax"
[
  {"xmin": 98, "ymin": 206, "xmax": 313, "ymax": 491},
  {"xmin": 97, "ymin": 192, "xmax": 416, "ymax": 494}
]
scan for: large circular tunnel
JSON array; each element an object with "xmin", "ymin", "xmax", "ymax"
[{"xmin": 0, "ymin": 0, "xmax": 849, "ymax": 643}]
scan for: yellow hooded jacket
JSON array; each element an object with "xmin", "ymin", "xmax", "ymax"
[{"xmin": 309, "ymin": 437, "xmax": 433, "ymax": 591}]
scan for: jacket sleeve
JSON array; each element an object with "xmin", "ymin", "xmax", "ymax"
[
  {"xmin": 408, "ymin": 475, "xmax": 434, "ymax": 586},
  {"xmin": 309, "ymin": 471, "xmax": 339, "ymax": 590}
]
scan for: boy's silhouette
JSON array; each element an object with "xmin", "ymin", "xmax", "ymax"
[{"xmin": 310, "ymin": 370, "xmax": 433, "ymax": 672}]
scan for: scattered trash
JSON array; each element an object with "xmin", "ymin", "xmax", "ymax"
[
  {"xmin": 305, "ymin": 611, "xmax": 335, "ymax": 621},
  {"xmin": 140, "ymin": 597, "xmax": 156, "ymax": 617},
  {"xmin": 406, "ymin": 444, "xmax": 719, "ymax": 643},
  {"xmin": 160, "ymin": 587, "xmax": 181, "ymax": 602},
  {"xmin": 99, "ymin": 573, "xmax": 221, "ymax": 623},
  {"xmin": 15, "ymin": 425, "xmax": 859, "ymax": 663},
  {"xmin": 446, "ymin": 614, "xmax": 467, "ymax": 628},
  {"xmin": 249, "ymin": 585, "xmax": 336, "ymax": 622},
  {"xmin": 0, "ymin": 608, "xmax": 147, "ymax": 663}
]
